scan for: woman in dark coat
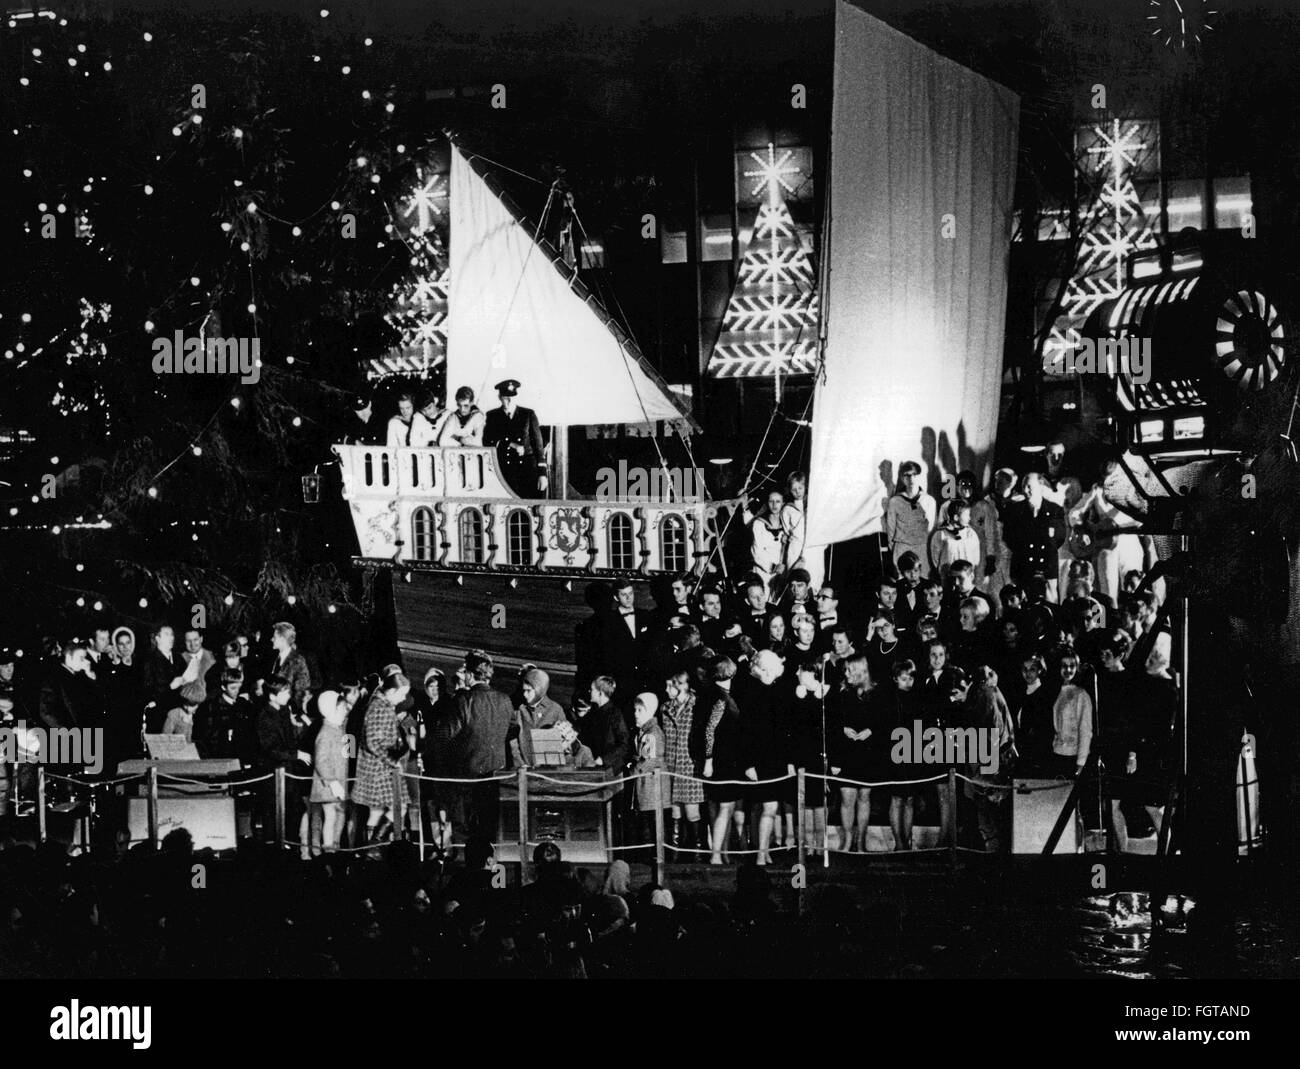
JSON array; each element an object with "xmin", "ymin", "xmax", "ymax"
[
  {"xmin": 353, "ymin": 669, "xmax": 413, "ymax": 843},
  {"xmin": 886, "ymin": 658, "xmax": 924, "ymax": 851},
  {"xmin": 830, "ymin": 654, "xmax": 890, "ymax": 853},
  {"xmin": 703, "ymin": 657, "xmax": 744, "ymax": 864},
  {"xmin": 740, "ymin": 649, "xmax": 793, "ymax": 865},
  {"xmin": 103, "ymin": 626, "xmax": 144, "ymax": 762},
  {"xmin": 415, "ymin": 667, "xmax": 460, "ymax": 854},
  {"xmin": 790, "ymin": 659, "xmax": 831, "ymax": 853}
]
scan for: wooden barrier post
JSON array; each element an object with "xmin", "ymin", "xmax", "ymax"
[
  {"xmin": 517, "ymin": 768, "xmax": 529, "ymax": 880},
  {"xmin": 392, "ymin": 769, "xmax": 406, "ymax": 840},
  {"xmin": 147, "ymin": 765, "xmax": 160, "ymax": 851},
  {"xmin": 274, "ymin": 766, "xmax": 286, "ymax": 849},
  {"xmin": 947, "ymin": 767, "xmax": 958, "ymax": 871},
  {"xmin": 653, "ymin": 769, "xmax": 666, "ymax": 883},
  {"xmin": 36, "ymin": 766, "xmax": 48, "ymax": 844}
]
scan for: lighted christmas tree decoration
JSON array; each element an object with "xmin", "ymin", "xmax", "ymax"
[
  {"xmin": 708, "ymin": 144, "xmax": 820, "ymax": 387},
  {"xmin": 1044, "ymin": 119, "xmax": 1160, "ymax": 373},
  {"xmin": 375, "ymin": 161, "xmax": 449, "ymax": 379}
]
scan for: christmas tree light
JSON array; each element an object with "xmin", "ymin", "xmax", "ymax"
[{"xmin": 708, "ymin": 145, "xmax": 819, "ymax": 385}]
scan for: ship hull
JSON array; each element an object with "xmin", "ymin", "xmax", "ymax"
[{"xmin": 387, "ymin": 565, "xmax": 653, "ymax": 706}]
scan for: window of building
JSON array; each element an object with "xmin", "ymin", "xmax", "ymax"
[
  {"xmin": 660, "ymin": 514, "xmax": 688, "ymax": 572},
  {"xmin": 607, "ymin": 512, "xmax": 635, "ymax": 570},
  {"xmin": 506, "ymin": 509, "xmax": 532, "ymax": 566},
  {"xmin": 412, "ymin": 508, "xmax": 435, "ymax": 562},
  {"xmin": 700, "ymin": 213, "xmax": 734, "ymax": 262},
  {"xmin": 1214, "ymin": 176, "xmax": 1252, "ymax": 231},
  {"xmin": 458, "ymin": 508, "xmax": 485, "ymax": 564},
  {"xmin": 661, "ymin": 227, "xmax": 687, "ymax": 265},
  {"xmin": 1167, "ymin": 179, "xmax": 1206, "ymax": 232}
]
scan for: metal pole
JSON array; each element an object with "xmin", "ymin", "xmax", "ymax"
[
  {"xmin": 947, "ymin": 767, "xmax": 958, "ymax": 870},
  {"xmin": 392, "ymin": 769, "xmax": 406, "ymax": 840},
  {"xmin": 1181, "ymin": 535, "xmax": 1190, "ymax": 778},
  {"xmin": 796, "ymin": 768, "xmax": 807, "ymax": 871},
  {"xmin": 36, "ymin": 766, "xmax": 47, "ymax": 844},
  {"xmin": 517, "ymin": 767, "xmax": 529, "ymax": 876},
  {"xmin": 653, "ymin": 769, "xmax": 666, "ymax": 882},
  {"xmin": 147, "ymin": 765, "xmax": 159, "ymax": 851},
  {"xmin": 274, "ymin": 766, "xmax": 286, "ymax": 849}
]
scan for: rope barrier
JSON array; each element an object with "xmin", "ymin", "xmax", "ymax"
[
  {"xmin": 402, "ymin": 771, "xmax": 517, "ymax": 784},
  {"xmin": 805, "ymin": 771, "xmax": 947, "ymax": 790},
  {"xmin": 524, "ymin": 771, "xmax": 638, "ymax": 789},
  {"xmin": 42, "ymin": 771, "xmax": 149, "ymax": 788},
  {"xmin": 158, "ymin": 771, "xmax": 274, "ymax": 788}
]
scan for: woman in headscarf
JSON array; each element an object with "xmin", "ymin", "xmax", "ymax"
[
  {"xmin": 104, "ymin": 626, "xmax": 143, "ymax": 762},
  {"xmin": 508, "ymin": 667, "xmax": 567, "ymax": 767},
  {"xmin": 353, "ymin": 668, "xmax": 413, "ymax": 844},
  {"xmin": 416, "ymin": 666, "xmax": 460, "ymax": 856}
]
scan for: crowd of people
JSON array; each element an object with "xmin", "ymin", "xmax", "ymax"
[{"xmin": 0, "ymin": 443, "xmax": 1179, "ymax": 865}]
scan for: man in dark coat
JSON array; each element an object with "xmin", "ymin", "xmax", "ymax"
[
  {"xmin": 38, "ymin": 640, "xmax": 99, "ymax": 733},
  {"xmin": 447, "ymin": 651, "xmax": 514, "ymax": 836},
  {"xmin": 1002, "ymin": 473, "xmax": 1068, "ymax": 597},
  {"xmin": 595, "ymin": 580, "xmax": 649, "ymax": 697},
  {"xmin": 482, "ymin": 379, "xmax": 547, "ymax": 497}
]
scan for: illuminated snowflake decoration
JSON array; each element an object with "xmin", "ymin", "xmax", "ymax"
[
  {"xmin": 378, "ymin": 163, "xmax": 450, "ymax": 379},
  {"xmin": 401, "ymin": 168, "xmax": 446, "ymax": 236},
  {"xmin": 1147, "ymin": 0, "xmax": 1217, "ymax": 49}
]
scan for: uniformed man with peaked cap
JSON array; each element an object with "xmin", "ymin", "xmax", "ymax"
[{"xmin": 482, "ymin": 379, "xmax": 547, "ymax": 497}]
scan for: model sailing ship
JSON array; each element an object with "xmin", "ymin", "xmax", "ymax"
[{"xmin": 335, "ymin": 134, "xmax": 732, "ymax": 689}]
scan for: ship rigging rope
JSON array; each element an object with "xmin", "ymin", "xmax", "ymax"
[
  {"xmin": 568, "ymin": 205, "xmax": 677, "ymax": 496},
  {"xmin": 480, "ymin": 179, "xmax": 558, "ymax": 405}
]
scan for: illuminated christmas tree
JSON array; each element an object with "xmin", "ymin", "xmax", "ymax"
[
  {"xmin": 1044, "ymin": 118, "xmax": 1161, "ymax": 372},
  {"xmin": 707, "ymin": 145, "xmax": 819, "ymax": 384}
]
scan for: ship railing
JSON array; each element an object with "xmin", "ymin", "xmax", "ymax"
[{"xmin": 334, "ymin": 443, "xmax": 509, "ymax": 498}]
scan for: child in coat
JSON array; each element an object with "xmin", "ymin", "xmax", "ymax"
[
  {"xmin": 632, "ymin": 692, "xmax": 665, "ymax": 847},
  {"xmin": 310, "ymin": 691, "xmax": 350, "ymax": 853}
]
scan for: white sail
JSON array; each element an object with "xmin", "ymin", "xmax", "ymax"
[
  {"xmin": 446, "ymin": 142, "xmax": 692, "ymax": 428},
  {"xmin": 806, "ymin": 1, "xmax": 1019, "ymax": 553}
]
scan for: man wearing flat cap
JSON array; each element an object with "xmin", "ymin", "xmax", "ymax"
[{"xmin": 483, "ymin": 379, "xmax": 548, "ymax": 497}]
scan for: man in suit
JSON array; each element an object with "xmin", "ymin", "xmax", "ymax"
[
  {"xmin": 448, "ymin": 651, "xmax": 515, "ymax": 836},
  {"xmin": 776, "ymin": 567, "xmax": 814, "ymax": 622},
  {"xmin": 736, "ymin": 578, "xmax": 776, "ymax": 644},
  {"xmin": 1003, "ymin": 473, "xmax": 1068, "ymax": 599},
  {"xmin": 597, "ymin": 580, "xmax": 649, "ymax": 696},
  {"xmin": 483, "ymin": 379, "xmax": 547, "ymax": 497}
]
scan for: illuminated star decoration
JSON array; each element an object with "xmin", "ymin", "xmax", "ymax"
[
  {"xmin": 710, "ymin": 144, "xmax": 819, "ymax": 382},
  {"xmin": 742, "ymin": 145, "xmax": 803, "ymax": 205}
]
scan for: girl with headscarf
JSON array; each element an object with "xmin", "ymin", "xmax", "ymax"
[
  {"xmin": 104, "ymin": 627, "xmax": 143, "ymax": 761},
  {"xmin": 509, "ymin": 667, "xmax": 567, "ymax": 767}
]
